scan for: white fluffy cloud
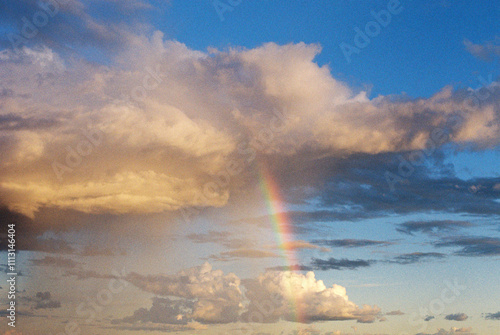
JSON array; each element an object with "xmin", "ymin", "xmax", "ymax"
[
  {"xmin": 1, "ymin": 32, "xmax": 499, "ymax": 217},
  {"xmin": 242, "ymin": 270, "xmax": 381, "ymax": 323},
  {"xmin": 125, "ymin": 263, "xmax": 381, "ymax": 324},
  {"xmin": 126, "ymin": 262, "xmax": 242, "ymax": 323}
]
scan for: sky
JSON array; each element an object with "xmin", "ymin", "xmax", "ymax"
[{"xmin": 0, "ymin": 0, "xmax": 499, "ymax": 334}]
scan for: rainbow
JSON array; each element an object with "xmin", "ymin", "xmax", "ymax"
[{"xmin": 258, "ymin": 162, "xmax": 305, "ymax": 323}]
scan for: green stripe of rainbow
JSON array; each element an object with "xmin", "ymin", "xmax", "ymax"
[{"xmin": 258, "ymin": 162, "xmax": 305, "ymax": 323}]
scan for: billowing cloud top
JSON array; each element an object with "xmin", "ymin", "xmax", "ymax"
[
  {"xmin": 126, "ymin": 262, "xmax": 242, "ymax": 323},
  {"xmin": 125, "ymin": 262, "xmax": 380, "ymax": 324},
  {"xmin": 242, "ymin": 270, "xmax": 380, "ymax": 323},
  {"xmin": 1, "ymin": 32, "xmax": 499, "ymax": 217}
]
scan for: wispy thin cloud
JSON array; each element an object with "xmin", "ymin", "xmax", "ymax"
[
  {"xmin": 434, "ymin": 236, "xmax": 500, "ymax": 257},
  {"xmin": 311, "ymin": 257, "xmax": 375, "ymax": 271}
]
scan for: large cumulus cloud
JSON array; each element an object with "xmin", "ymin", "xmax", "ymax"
[
  {"xmin": 125, "ymin": 263, "xmax": 381, "ymax": 324},
  {"xmin": 242, "ymin": 270, "xmax": 381, "ymax": 323},
  {"xmin": 126, "ymin": 262, "xmax": 242, "ymax": 323},
  {"xmin": 0, "ymin": 28, "xmax": 499, "ymax": 217}
]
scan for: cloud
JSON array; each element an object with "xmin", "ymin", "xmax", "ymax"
[
  {"xmin": 0, "ymin": 264, "xmax": 24, "ymax": 276},
  {"xmin": 388, "ymin": 252, "xmax": 446, "ymax": 265},
  {"xmin": 0, "ymin": 33, "xmax": 499, "ymax": 219},
  {"xmin": 22, "ymin": 291, "xmax": 61, "ymax": 309},
  {"xmin": 434, "ymin": 236, "xmax": 500, "ymax": 256},
  {"xmin": 464, "ymin": 38, "xmax": 500, "ymax": 62},
  {"xmin": 209, "ymin": 249, "xmax": 279, "ymax": 261},
  {"xmin": 63, "ymin": 269, "xmax": 119, "ymax": 280},
  {"xmin": 242, "ymin": 270, "xmax": 381, "ymax": 323},
  {"xmin": 396, "ymin": 220, "xmax": 474, "ymax": 236},
  {"xmin": 79, "ymin": 245, "xmax": 116, "ymax": 256},
  {"xmin": 2, "ymin": 330, "xmax": 24, "ymax": 335},
  {"xmin": 266, "ymin": 265, "xmax": 314, "ymax": 272},
  {"xmin": 445, "ymin": 313, "xmax": 468, "ymax": 321},
  {"xmin": 126, "ymin": 262, "xmax": 242, "ymax": 323},
  {"xmin": 386, "ymin": 310, "xmax": 405, "ymax": 315},
  {"xmin": 117, "ymin": 297, "xmax": 192, "ymax": 325},
  {"xmin": 186, "ymin": 231, "xmax": 252, "ymax": 249},
  {"xmin": 311, "ymin": 258, "xmax": 374, "ymax": 271},
  {"xmin": 0, "ymin": 207, "xmax": 75, "ymax": 254},
  {"xmin": 126, "ymin": 263, "xmax": 381, "ymax": 324},
  {"xmin": 106, "ymin": 321, "xmax": 206, "ymax": 333},
  {"xmin": 0, "ymin": 0, "xmax": 157, "ymax": 56},
  {"xmin": 312, "ymin": 239, "xmax": 391, "ymax": 248},
  {"xmin": 416, "ymin": 327, "xmax": 475, "ymax": 335},
  {"xmin": 484, "ymin": 311, "xmax": 500, "ymax": 320},
  {"xmin": 312, "ymin": 153, "xmax": 500, "ymax": 219},
  {"xmin": 30, "ymin": 256, "xmax": 80, "ymax": 268},
  {"xmin": 276, "ymin": 240, "xmax": 330, "ymax": 252},
  {"xmin": 425, "ymin": 315, "xmax": 435, "ymax": 321}
]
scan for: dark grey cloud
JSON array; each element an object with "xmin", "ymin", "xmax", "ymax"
[
  {"xmin": 424, "ymin": 315, "xmax": 435, "ymax": 321},
  {"xmin": 444, "ymin": 313, "xmax": 468, "ymax": 321},
  {"xmin": 104, "ymin": 323, "xmax": 197, "ymax": 333},
  {"xmin": 276, "ymin": 251, "xmax": 447, "ymax": 272},
  {"xmin": 22, "ymin": 291, "xmax": 61, "ymax": 309},
  {"xmin": 388, "ymin": 252, "xmax": 446, "ymax": 265},
  {"xmin": 312, "ymin": 238, "xmax": 392, "ymax": 248},
  {"xmin": 434, "ymin": 236, "xmax": 500, "ymax": 257},
  {"xmin": 126, "ymin": 263, "xmax": 242, "ymax": 323},
  {"xmin": 0, "ymin": 113, "xmax": 59, "ymax": 131},
  {"xmin": 0, "ymin": 0, "xmax": 159, "ymax": 57},
  {"xmin": 396, "ymin": 220, "xmax": 474, "ymax": 236},
  {"xmin": 311, "ymin": 257, "xmax": 374, "ymax": 271},
  {"xmin": 115, "ymin": 297, "xmax": 191, "ymax": 325},
  {"xmin": 0, "ymin": 206, "xmax": 75, "ymax": 254},
  {"xmin": 0, "ymin": 310, "xmax": 34, "ymax": 316},
  {"xmin": 265, "ymin": 265, "xmax": 313, "ymax": 272},
  {"xmin": 336, "ymin": 171, "xmax": 499, "ymax": 219},
  {"xmin": 484, "ymin": 311, "xmax": 500, "ymax": 320},
  {"xmin": 0, "ymin": 264, "xmax": 24, "ymax": 276},
  {"xmin": 230, "ymin": 210, "xmax": 377, "ymax": 234},
  {"xmin": 286, "ymin": 209, "xmax": 375, "ymax": 223},
  {"xmin": 282, "ymin": 146, "xmax": 500, "ymax": 222}
]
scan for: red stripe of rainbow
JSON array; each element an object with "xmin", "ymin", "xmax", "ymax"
[{"xmin": 258, "ymin": 162, "xmax": 305, "ymax": 323}]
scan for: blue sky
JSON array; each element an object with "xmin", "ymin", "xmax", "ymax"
[
  {"xmin": 0, "ymin": 1, "xmax": 499, "ymax": 334},
  {"xmin": 159, "ymin": 0, "xmax": 500, "ymax": 98}
]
